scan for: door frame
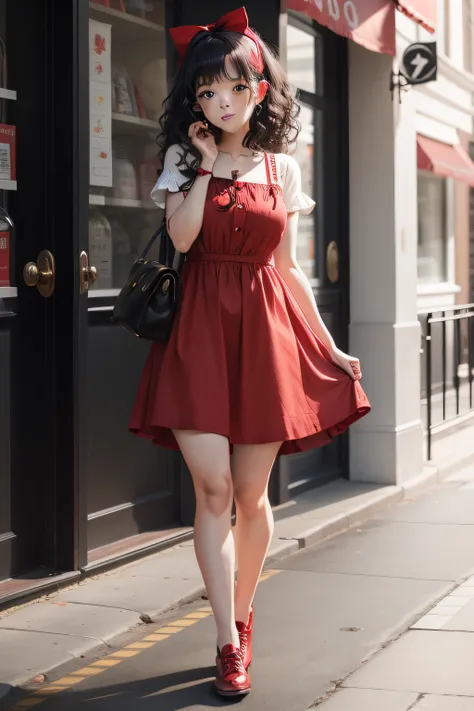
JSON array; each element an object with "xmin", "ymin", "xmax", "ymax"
[{"xmin": 283, "ymin": 12, "xmax": 350, "ymax": 494}]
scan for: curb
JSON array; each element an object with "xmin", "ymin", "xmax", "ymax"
[{"xmin": 276, "ymin": 463, "xmax": 445, "ymax": 552}]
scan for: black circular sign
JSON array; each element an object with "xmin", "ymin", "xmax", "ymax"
[{"xmin": 401, "ymin": 42, "xmax": 437, "ymax": 85}]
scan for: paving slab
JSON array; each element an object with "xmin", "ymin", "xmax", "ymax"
[
  {"xmin": 417, "ymin": 695, "xmax": 474, "ymax": 710},
  {"xmin": 273, "ymin": 481, "xmax": 400, "ymax": 542},
  {"xmin": 346, "ymin": 630, "xmax": 474, "ymax": 696},
  {"xmin": 0, "ymin": 628, "xmax": 104, "ymax": 686},
  {"xmin": 318, "ymin": 688, "xmax": 418, "ymax": 710},
  {"xmin": 441, "ymin": 596, "xmax": 474, "ymax": 631},
  {"xmin": 275, "ymin": 518, "xmax": 474, "ymax": 581},
  {"xmin": 0, "ymin": 600, "xmax": 141, "ymax": 643},
  {"xmin": 375, "ymin": 484, "xmax": 474, "ymax": 525},
  {"xmin": 56, "ymin": 545, "xmax": 204, "ymax": 619}
]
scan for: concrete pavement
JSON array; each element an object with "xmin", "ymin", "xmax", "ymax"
[
  {"xmin": 2, "ymin": 463, "xmax": 474, "ymax": 710},
  {"xmin": 0, "ymin": 463, "xmax": 444, "ymax": 703}
]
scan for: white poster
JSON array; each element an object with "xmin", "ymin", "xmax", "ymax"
[{"xmin": 89, "ymin": 19, "xmax": 113, "ymax": 187}]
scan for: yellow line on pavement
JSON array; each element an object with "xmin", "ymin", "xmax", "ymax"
[{"xmin": 9, "ymin": 569, "xmax": 282, "ymax": 710}]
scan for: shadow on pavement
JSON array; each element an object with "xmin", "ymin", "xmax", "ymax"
[{"xmin": 35, "ymin": 665, "xmax": 246, "ymax": 710}]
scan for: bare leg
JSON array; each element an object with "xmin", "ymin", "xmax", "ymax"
[
  {"xmin": 231, "ymin": 441, "xmax": 282, "ymax": 623},
  {"xmin": 173, "ymin": 430, "xmax": 239, "ymax": 651}
]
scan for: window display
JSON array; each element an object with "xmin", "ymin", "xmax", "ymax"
[
  {"xmin": 417, "ymin": 172, "xmax": 448, "ymax": 283},
  {"xmin": 286, "ymin": 20, "xmax": 319, "ymax": 279},
  {"xmin": 0, "ymin": 2, "xmax": 18, "ymax": 299},
  {"xmin": 89, "ymin": 0, "xmax": 166, "ymax": 295}
]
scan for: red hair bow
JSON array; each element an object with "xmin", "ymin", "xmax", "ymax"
[{"xmin": 169, "ymin": 7, "xmax": 264, "ymax": 74}]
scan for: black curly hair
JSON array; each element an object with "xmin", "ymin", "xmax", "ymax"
[{"xmin": 157, "ymin": 26, "xmax": 300, "ymax": 182}]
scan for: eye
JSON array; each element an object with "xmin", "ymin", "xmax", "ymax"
[
  {"xmin": 197, "ymin": 90, "xmax": 215, "ymax": 100},
  {"xmin": 233, "ymin": 84, "xmax": 249, "ymax": 93}
]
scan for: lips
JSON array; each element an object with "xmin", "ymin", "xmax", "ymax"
[{"xmin": 221, "ymin": 114, "xmax": 235, "ymax": 120}]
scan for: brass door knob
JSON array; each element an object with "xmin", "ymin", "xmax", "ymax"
[
  {"xmin": 79, "ymin": 251, "xmax": 98, "ymax": 293},
  {"xmin": 23, "ymin": 249, "xmax": 55, "ymax": 297}
]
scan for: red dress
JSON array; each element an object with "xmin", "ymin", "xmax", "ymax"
[{"xmin": 129, "ymin": 151, "xmax": 370, "ymax": 455}]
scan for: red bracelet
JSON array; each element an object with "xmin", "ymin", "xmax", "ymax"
[{"xmin": 197, "ymin": 167, "xmax": 213, "ymax": 177}]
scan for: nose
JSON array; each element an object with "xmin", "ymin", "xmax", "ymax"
[{"xmin": 220, "ymin": 94, "xmax": 231, "ymax": 109}]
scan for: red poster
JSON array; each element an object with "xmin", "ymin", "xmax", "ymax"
[
  {"xmin": 0, "ymin": 231, "xmax": 10, "ymax": 286},
  {"xmin": 0, "ymin": 124, "xmax": 16, "ymax": 181},
  {"xmin": 286, "ymin": 0, "xmax": 396, "ymax": 55}
]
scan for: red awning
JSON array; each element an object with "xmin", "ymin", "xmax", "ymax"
[
  {"xmin": 286, "ymin": 0, "xmax": 396, "ymax": 55},
  {"xmin": 395, "ymin": 1, "xmax": 436, "ymax": 33},
  {"xmin": 417, "ymin": 135, "xmax": 474, "ymax": 187}
]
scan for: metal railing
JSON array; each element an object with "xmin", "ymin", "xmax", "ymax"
[{"xmin": 419, "ymin": 303, "xmax": 474, "ymax": 460}]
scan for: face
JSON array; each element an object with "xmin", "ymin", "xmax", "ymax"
[{"xmin": 195, "ymin": 57, "xmax": 266, "ymax": 133}]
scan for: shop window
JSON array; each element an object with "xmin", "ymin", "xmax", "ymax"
[
  {"xmin": 286, "ymin": 19, "xmax": 321, "ymax": 279},
  {"xmin": 417, "ymin": 172, "xmax": 447, "ymax": 283},
  {"xmin": 88, "ymin": 0, "xmax": 166, "ymax": 295},
  {"xmin": 287, "ymin": 23, "xmax": 316, "ymax": 94}
]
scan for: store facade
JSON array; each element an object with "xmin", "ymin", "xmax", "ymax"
[{"xmin": 0, "ymin": 0, "xmax": 435, "ymax": 597}]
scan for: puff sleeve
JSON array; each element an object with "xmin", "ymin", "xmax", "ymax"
[
  {"xmin": 281, "ymin": 154, "xmax": 315, "ymax": 215},
  {"xmin": 150, "ymin": 144, "xmax": 190, "ymax": 209}
]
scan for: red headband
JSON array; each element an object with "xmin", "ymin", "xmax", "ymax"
[{"xmin": 169, "ymin": 7, "xmax": 264, "ymax": 74}]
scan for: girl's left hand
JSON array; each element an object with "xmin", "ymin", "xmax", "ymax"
[{"xmin": 330, "ymin": 347, "xmax": 362, "ymax": 381}]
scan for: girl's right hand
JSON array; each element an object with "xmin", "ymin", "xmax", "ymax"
[{"xmin": 188, "ymin": 121, "xmax": 218, "ymax": 168}]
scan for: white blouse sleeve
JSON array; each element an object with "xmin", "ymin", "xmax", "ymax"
[
  {"xmin": 150, "ymin": 144, "xmax": 190, "ymax": 209},
  {"xmin": 281, "ymin": 154, "xmax": 315, "ymax": 215}
]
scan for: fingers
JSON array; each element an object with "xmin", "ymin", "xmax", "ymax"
[
  {"xmin": 188, "ymin": 121, "xmax": 209, "ymax": 139},
  {"xmin": 350, "ymin": 360, "xmax": 362, "ymax": 381}
]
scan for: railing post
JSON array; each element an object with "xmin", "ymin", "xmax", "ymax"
[{"xmin": 426, "ymin": 312, "xmax": 432, "ymax": 461}]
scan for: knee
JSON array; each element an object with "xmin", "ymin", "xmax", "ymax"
[
  {"xmin": 234, "ymin": 486, "xmax": 269, "ymax": 519},
  {"xmin": 195, "ymin": 470, "xmax": 233, "ymax": 517}
]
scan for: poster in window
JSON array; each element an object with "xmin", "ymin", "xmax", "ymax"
[
  {"xmin": 0, "ymin": 125, "xmax": 16, "ymax": 181},
  {"xmin": 0, "ymin": 231, "xmax": 10, "ymax": 286},
  {"xmin": 89, "ymin": 19, "xmax": 112, "ymax": 187}
]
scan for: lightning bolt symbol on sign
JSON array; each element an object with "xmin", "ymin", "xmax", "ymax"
[{"xmin": 410, "ymin": 52, "xmax": 429, "ymax": 79}]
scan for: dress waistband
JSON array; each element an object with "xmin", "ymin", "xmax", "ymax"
[{"xmin": 187, "ymin": 253, "xmax": 273, "ymax": 266}]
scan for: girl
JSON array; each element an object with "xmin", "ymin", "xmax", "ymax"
[{"xmin": 130, "ymin": 7, "xmax": 370, "ymax": 697}]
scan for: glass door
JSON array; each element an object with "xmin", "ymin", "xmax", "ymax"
[
  {"xmin": 88, "ymin": 0, "xmax": 166, "ymax": 297},
  {"xmin": 285, "ymin": 13, "xmax": 350, "ymax": 490},
  {"xmin": 82, "ymin": 0, "xmax": 181, "ymax": 567}
]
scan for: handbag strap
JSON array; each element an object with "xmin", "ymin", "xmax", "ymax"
[
  {"xmin": 140, "ymin": 219, "xmax": 184, "ymax": 270},
  {"xmin": 139, "ymin": 221, "xmax": 165, "ymax": 260}
]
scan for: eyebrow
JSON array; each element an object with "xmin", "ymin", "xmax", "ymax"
[{"xmin": 197, "ymin": 76, "xmax": 243, "ymax": 89}]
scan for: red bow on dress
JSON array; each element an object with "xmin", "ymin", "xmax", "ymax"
[{"xmin": 169, "ymin": 7, "xmax": 264, "ymax": 73}]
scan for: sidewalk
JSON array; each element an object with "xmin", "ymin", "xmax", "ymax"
[
  {"xmin": 0, "ymin": 425, "xmax": 473, "ymax": 708},
  {"xmin": 1, "ymin": 459, "xmax": 474, "ymax": 711},
  {"xmin": 320, "ymin": 462, "xmax": 474, "ymax": 711}
]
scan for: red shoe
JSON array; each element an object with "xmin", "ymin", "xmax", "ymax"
[
  {"xmin": 236, "ymin": 606, "xmax": 254, "ymax": 670},
  {"xmin": 214, "ymin": 644, "xmax": 251, "ymax": 697}
]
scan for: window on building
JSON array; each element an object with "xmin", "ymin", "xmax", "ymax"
[
  {"xmin": 286, "ymin": 19, "xmax": 321, "ymax": 279},
  {"xmin": 417, "ymin": 173, "xmax": 447, "ymax": 283}
]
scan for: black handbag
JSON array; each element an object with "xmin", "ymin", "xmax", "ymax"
[{"xmin": 111, "ymin": 220, "xmax": 184, "ymax": 341}]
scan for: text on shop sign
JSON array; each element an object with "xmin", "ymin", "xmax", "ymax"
[{"xmin": 304, "ymin": 0, "xmax": 359, "ymax": 29}]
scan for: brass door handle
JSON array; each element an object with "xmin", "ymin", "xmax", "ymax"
[
  {"xmin": 79, "ymin": 251, "xmax": 98, "ymax": 294},
  {"xmin": 23, "ymin": 249, "xmax": 55, "ymax": 297},
  {"xmin": 326, "ymin": 240, "xmax": 339, "ymax": 283}
]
